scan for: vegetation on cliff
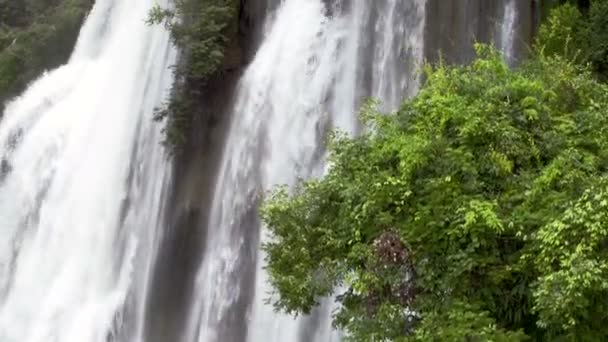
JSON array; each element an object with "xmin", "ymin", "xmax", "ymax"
[
  {"xmin": 0, "ymin": 0, "xmax": 93, "ymax": 111},
  {"xmin": 261, "ymin": 1, "xmax": 608, "ymax": 341},
  {"xmin": 147, "ymin": 0, "xmax": 238, "ymax": 152}
]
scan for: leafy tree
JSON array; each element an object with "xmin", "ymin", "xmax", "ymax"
[
  {"xmin": 261, "ymin": 45, "xmax": 608, "ymax": 341},
  {"xmin": 536, "ymin": 3, "xmax": 587, "ymax": 62},
  {"xmin": 538, "ymin": 0, "xmax": 608, "ymax": 80}
]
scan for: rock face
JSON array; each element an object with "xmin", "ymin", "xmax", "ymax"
[{"xmin": 425, "ymin": 0, "xmax": 537, "ymax": 64}]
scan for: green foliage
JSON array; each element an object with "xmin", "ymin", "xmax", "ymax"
[
  {"xmin": 537, "ymin": 0, "xmax": 608, "ymax": 80},
  {"xmin": 0, "ymin": 0, "xmax": 32, "ymax": 28},
  {"xmin": 0, "ymin": 0, "xmax": 93, "ymax": 111},
  {"xmin": 406, "ymin": 301, "xmax": 527, "ymax": 342},
  {"xmin": 261, "ymin": 45, "xmax": 608, "ymax": 341},
  {"xmin": 536, "ymin": 3, "xmax": 587, "ymax": 62},
  {"xmin": 586, "ymin": 0, "xmax": 608, "ymax": 78},
  {"xmin": 533, "ymin": 182, "xmax": 608, "ymax": 340},
  {"xmin": 147, "ymin": 0, "xmax": 238, "ymax": 152}
]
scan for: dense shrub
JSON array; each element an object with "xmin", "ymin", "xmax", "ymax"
[
  {"xmin": 538, "ymin": 0, "xmax": 608, "ymax": 80},
  {"xmin": 261, "ymin": 46, "xmax": 608, "ymax": 341}
]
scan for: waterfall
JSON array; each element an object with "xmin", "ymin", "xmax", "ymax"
[
  {"xmin": 500, "ymin": 0, "xmax": 518, "ymax": 64},
  {"xmin": 184, "ymin": 1, "xmax": 426, "ymax": 341},
  {"xmin": 0, "ymin": 0, "xmax": 536, "ymax": 341},
  {"xmin": 0, "ymin": 0, "xmax": 176, "ymax": 341}
]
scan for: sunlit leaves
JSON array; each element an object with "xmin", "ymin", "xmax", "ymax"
[
  {"xmin": 533, "ymin": 182, "xmax": 608, "ymax": 338},
  {"xmin": 261, "ymin": 46, "xmax": 608, "ymax": 340}
]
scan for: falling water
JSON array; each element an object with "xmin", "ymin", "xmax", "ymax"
[
  {"xmin": 500, "ymin": 0, "xmax": 518, "ymax": 64},
  {"xmin": 0, "ymin": 0, "xmax": 176, "ymax": 341},
  {"xmin": 0, "ymin": 0, "xmax": 535, "ymax": 341},
  {"xmin": 185, "ymin": 1, "xmax": 426, "ymax": 341}
]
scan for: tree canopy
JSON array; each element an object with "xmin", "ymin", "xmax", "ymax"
[{"xmin": 261, "ymin": 34, "xmax": 608, "ymax": 341}]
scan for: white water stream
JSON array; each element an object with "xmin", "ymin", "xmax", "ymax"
[
  {"xmin": 185, "ymin": 1, "xmax": 426, "ymax": 341},
  {"xmin": 0, "ymin": 0, "xmax": 527, "ymax": 341},
  {"xmin": 0, "ymin": 0, "xmax": 176, "ymax": 341},
  {"xmin": 500, "ymin": 0, "xmax": 518, "ymax": 64}
]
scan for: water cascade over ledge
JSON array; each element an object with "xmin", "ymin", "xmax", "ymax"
[
  {"xmin": 0, "ymin": 0, "xmax": 534, "ymax": 341},
  {"xmin": 0, "ymin": 0, "xmax": 176, "ymax": 341},
  {"xmin": 182, "ymin": 1, "xmax": 533, "ymax": 341},
  {"xmin": 183, "ymin": 1, "xmax": 426, "ymax": 342}
]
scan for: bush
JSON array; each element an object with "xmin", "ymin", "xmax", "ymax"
[
  {"xmin": 261, "ymin": 46, "xmax": 608, "ymax": 341},
  {"xmin": 537, "ymin": 0, "xmax": 608, "ymax": 80},
  {"xmin": 536, "ymin": 3, "xmax": 587, "ymax": 62}
]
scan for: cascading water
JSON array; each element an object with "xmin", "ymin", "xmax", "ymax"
[
  {"xmin": 0, "ymin": 0, "xmax": 535, "ymax": 341},
  {"xmin": 0, "ymin": 0, "xmax": 176, "ymax": 341},
  {"xmin": 500, "ymin": 0, "xmax": 518, "ymax": 64},
  {"xmin": 185, "ymin": 1, "xmax": 426, "ymax": 341}
]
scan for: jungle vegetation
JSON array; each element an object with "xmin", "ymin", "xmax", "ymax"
[{"xmin": 0, "ymin": 0, "xmax": 93, "ymax": 112}]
